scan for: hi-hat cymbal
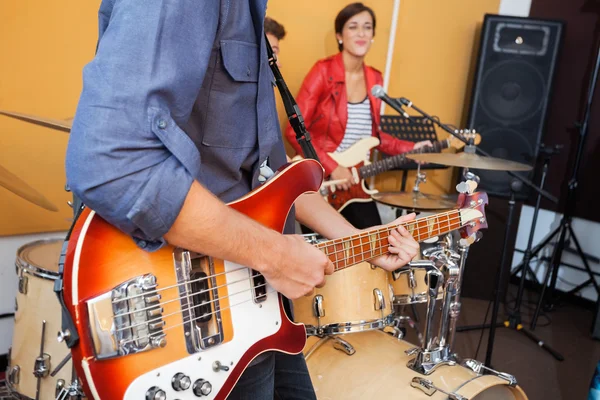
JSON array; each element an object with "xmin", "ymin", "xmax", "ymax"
[
  {"xmin": 407, "ymin": 152, "xmax": 533, "ymax": 171},
  {"xmin": 0, "ymin": 164, "xmax": 59, "ymax": 211},
  {"xmin": 372, "ymin": 191, "xmax": 458, "ymax": 211},
  {"xmin": 0, "ymin": 110, "xmax": 72, "ymax": 132}
]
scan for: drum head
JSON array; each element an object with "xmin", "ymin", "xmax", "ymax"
[{"xmin": 16, "ymin": 239, "xmax": 63, "ymax": 277}]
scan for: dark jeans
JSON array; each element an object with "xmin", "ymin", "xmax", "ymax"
[{"xmin": 227, "ymin": 352, "xmax": 316, "ymax": 400}]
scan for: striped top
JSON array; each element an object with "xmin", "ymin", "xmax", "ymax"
[{"xmin": 335, "ymin": 97, "xmax": 373, "ymax": 153}]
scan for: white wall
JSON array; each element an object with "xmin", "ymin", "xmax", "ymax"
[
  {"xmin": 0, "ymin": 231, "xmax": 67, "ymax": 355},
  {"xmin": 512, "ymin": 206, "xmax": 600, "ymax": 301},
  {"xmin": 499, "ymin": 0, "xmax": 532, "ymax": 17}
]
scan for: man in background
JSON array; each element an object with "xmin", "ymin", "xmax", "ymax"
[{"xmin": 265, "ymin": 16, "xmax": 286, "ymax": 66}]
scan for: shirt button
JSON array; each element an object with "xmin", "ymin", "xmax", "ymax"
[
  {"xmin": 246, "ymin": 67, "xmax": 251, "ymax": 77},
  {"xmin": 157, "ymin": 120, "xmax": 167, "ymax": 129}
]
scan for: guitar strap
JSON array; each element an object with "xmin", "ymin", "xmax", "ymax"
[{"xmin": 265, "ymin": 34, "xmax": 320, "ymax": 162}]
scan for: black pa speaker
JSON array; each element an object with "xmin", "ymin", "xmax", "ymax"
[{"xmin": 467, "ymin": 14, "xmax": 564, "ymax": 197}]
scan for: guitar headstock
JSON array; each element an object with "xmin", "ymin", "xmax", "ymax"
[
  {"xmin": 455, "ymin": 179, "xmax": 488, "ymax": 240},
  {"xmin": 448, "ymin": 129, "xmax": 481, "ymax": 151}
]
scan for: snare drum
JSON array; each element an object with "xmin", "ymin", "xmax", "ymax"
[
  {"xmin": 293, "ymin": 262, "xmax": 394, "ymax": 335},
  {"xmin": 7, "ymin": 239, "xmax": 82, "ymax": 400},
  {"xmin": 304, "ymin": 330, "xmax": 527, "ymax": 399}
]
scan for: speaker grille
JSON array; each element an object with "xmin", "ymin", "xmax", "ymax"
[{"xmin": 480, "ymin": 60, "xmax": 546, "ymax": 123}]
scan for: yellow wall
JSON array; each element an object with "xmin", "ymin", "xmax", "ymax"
[
  {"xmin": 0, "ymin": 0, "xmax": 499, "ymax": 235},
  {"xmin": 0, "ymin": 0, "xmax": 100, "ymax": 235}
]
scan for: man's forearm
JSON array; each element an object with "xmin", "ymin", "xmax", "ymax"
[
  {"xmin": 294, "ymin": 192, "xmax": 358, "ymax": 239},
  {"xmin": 163, "ymin": 181, "xmax": 283, "ymax": 273}
]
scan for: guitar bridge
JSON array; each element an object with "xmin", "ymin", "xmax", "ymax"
[
  {"xmin": 87, "ymin": 274, "xmax": 165, "ymax": 359},
  {"xmin": 174, "ymin": 249, "xmax": 224, "ymax": 353}
]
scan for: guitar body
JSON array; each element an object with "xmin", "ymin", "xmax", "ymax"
[
  {"xmin": 325, "ymin": 137, "xmax": 379, "ymax": 211},
  {"xmin": 324, "ymin": 168, "xmax": 373, "ymax": 211},
  {"xmin": 61, "ymin": 160, "xmax": 323, "ymax": 400}
]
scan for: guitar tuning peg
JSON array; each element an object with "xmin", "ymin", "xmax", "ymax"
[{"xmin": 456, "ymin": 180, "xmax": 478, "ymax": 194}]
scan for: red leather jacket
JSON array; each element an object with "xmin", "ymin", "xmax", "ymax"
[{"xmin": 285, "ymin": 52, "xmax": 415, "ymax": 176}]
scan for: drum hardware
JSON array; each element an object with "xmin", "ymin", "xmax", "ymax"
[
  {"xmin": 55, "ymin": 379, "xmax": 85, "ymax": 400},
  {"xmin": 390, "ymin": 260, "xmax": 443, "ymax": 305},
  {"xmin": 410, "ymin": 377, "xmax": 465, "ymax": 400},
  {"xmin": 18, "ymin": 271, "xmax": 28, "ymax": 294},
  {"xmin": 461, "ymin": 359, "xmax": 518, "ymax": 387},
  {"xmin": 407, "ymin": 345, "xmax": 455, "ymax": 375},
  {"xmin": 434, "ymin": 255, "xmax": 460, "ymax": 349},
  {"xmin": 304, "ymin": 315, "xmax": 395, "ymax": 337},
  {"xmin": 50, "ymin": 354, "xmax": 72, "ymax": 378},
  {"xmin": 55, "ymin": 379, "xmax": 66, "ymax": 399},
  {"xmin": 331, "ymin": 337, "xmax": 356, "ymax": 356},
  {"xmin": 422, "ymin": 265, "xmax": 443, "ymax": 352},
  {"xmin": 312, "ymin": 295, "xmax": 325, "ymax": 319},
  {"xmin": 373, "ymin": 288, "xmax": 386, "ymax": 312},
  {"xmin": 391, "ymin": 314, "xmax": 423, "ymax": 343},
  {"xmin": 8, "ymin": 365, "xmax": 20, "ymax": 385}
]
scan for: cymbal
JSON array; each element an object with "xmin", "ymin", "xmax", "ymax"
[
  {"xmin": 407, "ymin": 152, "xmax": 533, "ymax": 171},
  {"xmin": 0, "ymin": 164, "xmax": 59, "ymax": 211},
  {"xmin": 0, "ymin": 109, "xmax": 72, "ymax": 132},
  {"xmin": 372, "ymin": 191, "xmax": 458, "ymax": 211}
]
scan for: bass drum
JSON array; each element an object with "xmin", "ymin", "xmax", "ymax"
[{"xmin": 304, "ymin": 330, "xmax": 527, "ymax": 399}]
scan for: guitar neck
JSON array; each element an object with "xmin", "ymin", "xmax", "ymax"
[
  {"xmin": 359, "ymin": 139, "xmax": 449, "ymax": 179},
  {"xmin": 315, "ymin": 209, "xmax": 461, "ymax": 272}
]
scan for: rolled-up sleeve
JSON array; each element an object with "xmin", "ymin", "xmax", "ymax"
[{"xmin": 66, "ymin": 0, "xmax": 219, "ymax": 245}]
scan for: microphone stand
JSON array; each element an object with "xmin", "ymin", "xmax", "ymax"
[{"xmin": 400, "ymin": 98, "xmax": 563, "ymax": 366}]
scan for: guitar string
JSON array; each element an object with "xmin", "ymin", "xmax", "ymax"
[
  {"xmin": 111, "ymin": 210, "xmax": 464, "ymax": 305},
  {"xmin": 111, "ymin": 210, "xmax": 466, "ymax": 305},
  {"xmin": 112, "ymin": 217, "xmax": 467, "ymax": 332}
]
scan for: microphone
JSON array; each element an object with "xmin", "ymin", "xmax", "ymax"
[{"xmin": 371, "ymin": 85, "xmax": 412, "ymax": 120}]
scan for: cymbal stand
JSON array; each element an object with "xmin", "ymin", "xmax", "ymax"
[{"xmin": 532, "ymin": 43, "xmax": 600, "ymax": 322}]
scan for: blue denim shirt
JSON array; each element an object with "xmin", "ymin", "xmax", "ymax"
[{"xmin": 66, "ymin": 0, "xmax": 289, "ymax": 249}]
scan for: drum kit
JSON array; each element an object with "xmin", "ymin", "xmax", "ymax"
[
  {"xmin": 293, "ymin": 147, "xmax": 535, "ymax": 399},
  {"xmin": 1, "ymin": 109, "xmax": 534, "ymax": 399}
]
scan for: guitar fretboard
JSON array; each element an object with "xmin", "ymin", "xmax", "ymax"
[
  {"xmin": 315, "ymin": 209, "xmax": 461, "ymax": 271},
  {"xmin": 359, "ymin": 140, "xmax": 448, "ymax": 179}
]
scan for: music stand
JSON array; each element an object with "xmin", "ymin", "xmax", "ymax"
[{"xmin": 378, "ymin": 115, "xmax": 447, "ymax": 191}]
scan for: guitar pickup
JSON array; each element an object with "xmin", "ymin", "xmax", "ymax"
[
  {"xmin": 174, "ymin": 249, "xmax": 224, "ymax": 354},
  {"xmin": 251, "ymin": 270, "xmax": 267, "ymax": 303}
]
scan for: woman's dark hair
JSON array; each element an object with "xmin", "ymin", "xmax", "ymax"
[{"xmin": 335, "ymin": 3, "xmax": 376, "ymax": 51}]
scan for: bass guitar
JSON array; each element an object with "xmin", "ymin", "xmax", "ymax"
[{"xmin": 60, "ymin": 158, "xmax": 487, "ymax": 400}]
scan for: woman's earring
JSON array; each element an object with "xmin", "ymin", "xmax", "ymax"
[
  {"xmin": 371, "ymin": 39, "xmax": 375, "ymax": 43},
  {"xmin": 338, "ymin": 39, "xmax": 343, "ymax": 44}
]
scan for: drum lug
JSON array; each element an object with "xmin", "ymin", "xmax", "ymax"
[
  {"xmin": 34, "ymin": 353, "xmax": 51, "ymax": 378},
  {"xmin": 461, "ymin": 359, "xmax": 518, "ymax": 387},
  {"xmin": 56, "ymin": 379, "xmax": 66, "ymax": 398},
  {"xmin": 8, "ymin": 365, "xmax": 20, "ymax": 385},
  {"xmin": 312, "ymin": 294, "xmax": 325, "ymax": 318},
  {"xmin": 405, "ymin": 347, "xmax": 419, "ymax": 356},
  {"xmin": 331, "ymin": 337, "xmax": 355, "ymax": 356},
  {"xmin": 18, "ymin": 274, "xmax": 28, "ymax": 294},
  {"xmin": 373, "ymin": 288, "xmax": 385, "ymax": 311},
  {"xmin": 410, "ymin": 377, "xmax": 467, "ymax": 400}
]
